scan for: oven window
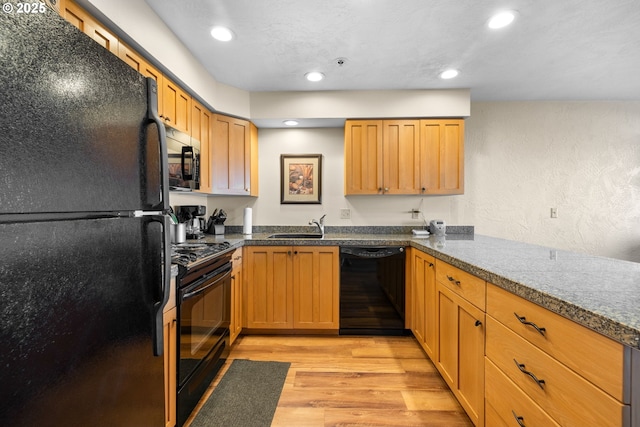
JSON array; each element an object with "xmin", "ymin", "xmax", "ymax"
[
  {"xmin": 178, "ymin": 268, "xmax": 230, "ymax": 386},
  {"xmin": 182, "ymin": 283, "xmax": 223, "ymax": 356}
]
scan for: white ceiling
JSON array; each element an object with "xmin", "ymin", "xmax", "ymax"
[{"xmin": 145, "ymin": 0, "xmax": 640, "ymax": 102}]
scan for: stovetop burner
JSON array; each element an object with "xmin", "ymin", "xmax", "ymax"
[{"xmin": 171, "ymin": 241, "xmax": 232, "ymax": 268}]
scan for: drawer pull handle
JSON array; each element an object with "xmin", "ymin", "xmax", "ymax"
[
  {"xmin": 512, "ymin": 410, "xmax": 526, "ymax": 427},
  {"xmin": 514, "ymin": 359, "xmax": 546, "ymax": 389},
  {"xmin": 446, "ymin": 275, "xmax": 461, "ymax": 286},
  {"xmin": 514, "ymin": 312, "xmax": 546, "ymax": 336}
]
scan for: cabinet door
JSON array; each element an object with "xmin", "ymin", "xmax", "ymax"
[
  {"xmin": 249, "ymin": 122, "xmax": 259, "ymax": 196},
  {"xmin": 211, "ymin": 114, "xmax": 253, "ymax": 195},
  {"xmin": 62, "ymin": 0, "xmax": 119, "ymax": 54},
  {"xmin": 162, "ymin": 306, "xmax": 177, "ymax": 427},
  {"xmin": 292, "ymin": 246, "xmax": 339, "ymax": 329},
  {"xmin": 245, "ymin": 246, "xmax": 293, "ymax": 329},
  {"xmin": 191, "ymin": 101, "xmax": 212, "ymax": 193},
  {"xmin": 344, "ymin": 120, "xmax": 383, "ymax": 195},
  {"xmin": 436, "ymin": 283, "xmax": 485, "ymax": 427},
  {"xmin": 420, "ymin": 119, "xmax": 464, "ymax": 194},
  {"xmin": 382, "ymin": 120, "xmax": 420, "ymax": 194},
  {"xmin": 118, "ymin": 43, "xmax": 164, "ymax": 116},
  {"xmin": 411, "ymin": 249, "xmax": 436, "ymax": 359},
  {"xmin": 162, "ymin": 78, "xmax": 191, "ymax": 133},
  {"xmin": 230, "ymin": 249, "xmax": 243, "ymax": 344}
]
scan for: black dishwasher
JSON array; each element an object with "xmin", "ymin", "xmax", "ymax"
[{"xmin": 339, "ymin": 246, "xmax": 407, "ymax": 335}]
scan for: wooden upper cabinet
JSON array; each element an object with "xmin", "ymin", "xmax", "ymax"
[
  {"xmin": 420, "ymin": 119, "xmax": 464, "ymax": 194},
  {"xmin": 382, "ymin": 120, "xmax": 420, "ymax": 194},
  {"xmin": 344, "ymin": 120, "xmax": 383, "ymax": 194},
  {"xmin": 211, "ymin": 114, "xmax": 257, "ymax": 196},
  {"xmin": 191, "ymin": 100, "xmax": 211, "ymax": 193},
  {"xmin": 162, "ymin": 78, "xmax": 191, "ymax": 133},
  {"xmin": 117, "ymin": 43, "xmax": 164, "ymax": 115},
  {"xmin": 61, "ymin": 1, "xmax": 118, "ymax": 54},
  {"xmin": 345, "ymin": 118, "xmax": 464, "ymax": 195}
]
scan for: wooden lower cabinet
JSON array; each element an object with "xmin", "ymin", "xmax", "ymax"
[
  {"xmin": 245, "ymin": 246, "xmax": 339, "ymax": 330},
  {"xmin": 410, "ymin": 248, "xmax": 437, "ymax": 360},
  {"xmin": 292, "ymin": 246, "xmax": 340, "ymax": 329},
  {"xmin": 486, "ymin": 283, "xmax": 630, "ymax": 427},
  {"xmin": 162, "ymin": 277, "xmax": 177, "ymax": 427},
  {"xmin": 486, "ymin": 316, "xmax": 626, "ymax": 427},
  {"xmin": 407, "ymin": 260, "xmax": 636, "ymax": 427},
  {"xmin": 436, "ymin": 282, "xmax": 485, "ymax": 427},
  {"xmin": 229, "ymin": 248, "xmax": 243, "ymax": 344},
  {"xmin": 485, "ymin": 358, "xmax": 561, "ymax": 427}
]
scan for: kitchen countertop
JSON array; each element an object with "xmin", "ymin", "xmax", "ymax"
[{"xmin": 194, "ymin": 231, "xmax": 640, "ymax": 349}]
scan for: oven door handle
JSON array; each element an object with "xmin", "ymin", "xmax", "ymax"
[{"xmin": 182, "ymin": 266, "xmax": 232, "ymax": 300}]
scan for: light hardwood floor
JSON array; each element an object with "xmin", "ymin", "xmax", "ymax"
[{"xmin": 185, "ymin": 335, "xmax": 473, "ymax": 427}]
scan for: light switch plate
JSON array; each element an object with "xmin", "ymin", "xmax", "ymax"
[{"xmin": 340, "ymin": 208, "xmax": 351, "ymax": 219}]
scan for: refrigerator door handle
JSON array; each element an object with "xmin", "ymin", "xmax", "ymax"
[
  {"xmin": 146, "ymin": 77, "xmax": 170, "ymax": 212},
  {"xmin": 151, "ymin": 214, "xmax": 172, "ymax": 356}
]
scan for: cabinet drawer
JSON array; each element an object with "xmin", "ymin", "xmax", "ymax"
[
  {"xmin": 486, "ymin": 283, "xmax": 626, "ymax": 401},
  {"xmin": 486, "ymin": 358, "xmax": 561, "ymax": 427},
  {"xmin": 435, "ymin": 260, "xmax": 485, "ymax": 310},
  {"xmin": 486, "ymin": 316, "xmax": 628, "ymax": 427}
]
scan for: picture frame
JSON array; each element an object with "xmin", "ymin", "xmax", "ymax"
[{"xmin": 280, "ymin": 154, "xmax": 322, "ymax": 204}]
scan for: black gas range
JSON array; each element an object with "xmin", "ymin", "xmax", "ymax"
[
  {"xmin": 171, "ymin": 241, "xmax": 232, "ymax": 272},
  {"xmin": 171, "ymin": 240, "xmax": 234, "ymax": 426}
]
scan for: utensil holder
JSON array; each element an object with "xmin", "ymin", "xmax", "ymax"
[{"xmin": 171, "ymin": 223, "xmax": 186, "ymax": 243}]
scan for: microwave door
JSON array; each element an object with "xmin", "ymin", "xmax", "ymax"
[{"xmin": 181, "ymin": 146, "xmax": 194, "ymax": 180}]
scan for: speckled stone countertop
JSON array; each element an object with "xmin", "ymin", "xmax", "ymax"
[{"xmin": 195, "ymin": 227, "xmax": 640, "ymax": 349}]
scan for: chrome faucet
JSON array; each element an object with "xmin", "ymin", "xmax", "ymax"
[{"xmin": 309, "ymin": 214, "xmax": 326, "ymax": 235}]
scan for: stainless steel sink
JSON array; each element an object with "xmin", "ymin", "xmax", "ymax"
[{"xmin": 267, "ymin": 233, "xmax": 324, "ymax": 239}]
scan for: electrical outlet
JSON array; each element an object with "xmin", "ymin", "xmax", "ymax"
[
  {"xmin": 550, "ymin": 207, "xmax": 558, "ymax": 218},
  {"xmin": 340, "ymin": 208, "xmax": 351, "ymax": 219},
  {"xmin": 411, "ymin": 210, "xmax": 419, "ymax": 219}
]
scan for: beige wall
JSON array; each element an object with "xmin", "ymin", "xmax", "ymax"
[{"xmin": 175, "ymin": 101, "xmax": 640, "ymax": 262}]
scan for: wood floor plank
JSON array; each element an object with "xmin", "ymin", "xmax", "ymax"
[
  {"xmin": 272, "ymin": 407, "xmax": 325, "ymax": 427},
  {"xmin": 401, "ymin": 390, "xmax": 465, "ymax": 411},
  {"xmin": 323, "ymin": 408, "xmax": 473, "ymax": 427},
  {"xmin": 278, "ymin": 387, "xmax": 407, "ymax": 409},
  {"xmin": 292, "ymin": 371, "xmax": 448, "ymax": 391}
]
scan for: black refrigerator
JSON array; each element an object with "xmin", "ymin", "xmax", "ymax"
[{"xmin": 0, "ymin": 5, "xmax": 171, "ymax": 427}]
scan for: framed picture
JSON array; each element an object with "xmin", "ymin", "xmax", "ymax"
[{"xmin": 281, "ymin": 154, "xmax": 322, "ymax": 204}]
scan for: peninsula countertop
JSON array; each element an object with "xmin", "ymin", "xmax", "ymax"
[{"xmin": 196, "ymin": 231, "xmax": 640, "ymax": 349}]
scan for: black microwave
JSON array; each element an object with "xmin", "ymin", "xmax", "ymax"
[{"xmin": 165, "ymin": 126, "xmax": 200, "ymax": 191}]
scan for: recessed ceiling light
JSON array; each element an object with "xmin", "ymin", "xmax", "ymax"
[
  {"xmin": 440, "ymin": 69, "xmax": 459, "ymax": 79},
  {"xmin": 305, "ymin": 72, "xmax": 325, "ymax": 82},
  {"xmin": 283, "ymin": 120, "xmax": 299, "ymax": 126},
  {"xmin": 488, "ymin": 11, "xmax": 516, "ymax": 29},
  {"xmin": 210, "ymin": 26, "xmax": 234, "ymax": 41}
]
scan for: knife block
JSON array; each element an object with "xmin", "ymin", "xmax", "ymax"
[{"xmin": 207, "ymin": 224, "xmax": 225, "ymax": 235}]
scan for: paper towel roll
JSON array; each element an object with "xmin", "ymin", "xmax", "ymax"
[{"xmin": 243, "ymin": 207, "xmax": 252, "ymax": 234}]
